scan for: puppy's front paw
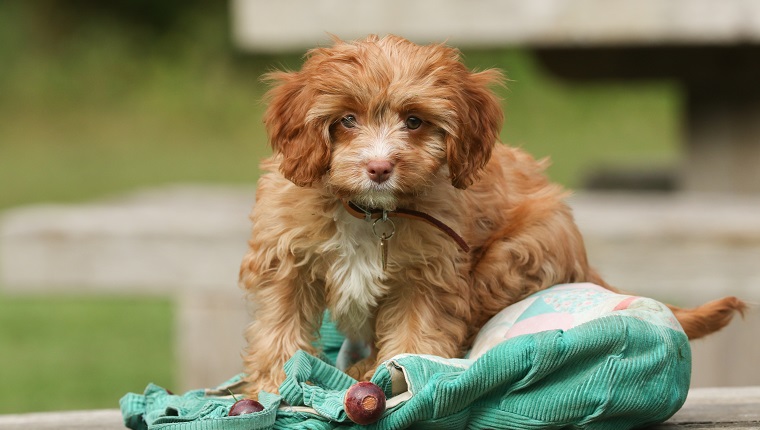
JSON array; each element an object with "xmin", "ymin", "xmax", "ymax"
[
  {"xmin": 345, "ymin": 358, "xmax": 377, "ymax": 382},
  {"xmin": 242, "ymin": 367, "xmax": 285, "ymax": 399}
]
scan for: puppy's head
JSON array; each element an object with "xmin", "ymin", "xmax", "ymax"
[{"xmin": 263, "ymin": 35, "xmax": 503, "ymax": 209}]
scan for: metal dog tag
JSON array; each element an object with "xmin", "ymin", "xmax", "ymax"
[
  {"xmin": 372, "ymin": 214, "xmax": 395, "ymax": 271},
  {"xmin": 379, "ymin": 234, "xmax": 389, "ymax": 271}
]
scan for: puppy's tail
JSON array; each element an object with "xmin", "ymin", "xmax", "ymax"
[{"xmin": 668, "ymin": 296, "xmax": 748, "ymax": 340}]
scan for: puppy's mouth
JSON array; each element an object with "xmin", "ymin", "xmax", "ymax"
[
  {"xmin": 327, "ymin": 159, "xmax": 440, "ymax": 211},
  {"xmin": 331, "ymin": 185, "xmax": 400, "ymax": 211},
  {"xmin": 327, "ymin": 165, "xmax": 441, "ymax": 211}
]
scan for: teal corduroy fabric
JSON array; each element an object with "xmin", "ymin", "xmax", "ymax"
[{"xmin": 120, "ymin": 286, "xmax": 691, "ymax": 429}]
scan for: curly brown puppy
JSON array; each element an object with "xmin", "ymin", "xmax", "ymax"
[{"xmin": 239, "ymin": 35, "xmax": 745, "ymax": 396}]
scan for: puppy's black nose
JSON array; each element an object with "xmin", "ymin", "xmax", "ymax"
[{"xmin": 366, "ymin": 160, "xmax": 394, "ymax": 183}]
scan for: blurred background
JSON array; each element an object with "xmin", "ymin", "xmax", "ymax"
[{"xmin": 1, "ymin": 0, "xmax": 758, "ymax": 414}]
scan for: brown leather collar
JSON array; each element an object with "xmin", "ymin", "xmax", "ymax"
[{"xmin": 341, "ymin": 200, "xmax": 470, "ymax": 253}]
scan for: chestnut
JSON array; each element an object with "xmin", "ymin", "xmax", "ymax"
[
  {"xmin": 344, "ymin": 381, "xmax": 386, "ymax": 425},
  {"xmin": 228, "ymin": 398, "xmax": 264, "ymax": 416}
]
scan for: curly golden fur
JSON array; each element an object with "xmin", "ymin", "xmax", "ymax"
[{"xmin": 239, "ymin": 35, "xmax": 746, "ymax": 397}]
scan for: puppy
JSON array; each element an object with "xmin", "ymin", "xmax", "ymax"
[{"xmin": 240, "ymin": 35, "xmax": 745, "ymax": 396}]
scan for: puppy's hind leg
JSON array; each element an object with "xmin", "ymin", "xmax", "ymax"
[{"xmin": 470, "ymin": 207, "xmax": 595, "ymax": 329}]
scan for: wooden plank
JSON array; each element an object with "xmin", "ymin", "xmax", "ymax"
[
  {"xmin": 231, "ymin": 0, "xmax": 760, "ymax": 52},
  {"xmin": 0, "ymin": 409, "xmax": 124, "ymax": 430},
  {"xmin": 176, "ymin": 292, "xmax": 250, "ymax": 391},
  {"xmin": 650, "ymin": 386, "xmax": 760, "ymax": 429},
  {"xmin": 0, "ymin": 184, "xmax": 254, "ymax": 294},
  {"xmin": 1, "ymin": 388, "xmax": 758, "ymax": 428},
  {"xmin": 2, "ymin": 189, "xmax": 757, "ymax": 390}
]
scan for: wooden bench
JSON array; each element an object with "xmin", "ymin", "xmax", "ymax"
[
  {"xmin": 1, "ymin": 185, "xmax": 758, "ymax": 391},
  {"xmin": 0, "ymin": 386, "xmax": 757, "ymax": 429},
  {"xmin": 0, "ymin": 185, "xmax": 255, "ymax": 391},
  {"xmin": 231, "ymin": 0, "xmax": 760, "ymax": 193}
]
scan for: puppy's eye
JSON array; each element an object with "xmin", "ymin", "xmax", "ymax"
[
  {"xmin": 340, "ymin": 115, "xmax": 358, "ymax": 129},
  {"xmin": 405, "ymin": 116, "xmax": 422, "ymax": 130}
]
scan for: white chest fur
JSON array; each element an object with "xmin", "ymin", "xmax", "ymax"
[{"xmin": 323, "ymin": 210, "xmax": 388, "ymax": 341}]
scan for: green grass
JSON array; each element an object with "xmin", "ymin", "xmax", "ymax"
[
  {"xmin": 0, "ymin": 9, "xmax": 681, "ymax": 209},
  {"xmin": 0, "ymin": 295, "xmax": 174, "ymax": 414},
  {"xmin": 0, "ymin": 3, "xmax": 274, "ymax": 209},
  {"xmin": 462, "ymin": 50, "xmax": 681, "ymax": 186},
  {"xmin": 0, "ymin": 1, "xmax": 682, "ymax": 414},
  {"xmin": 0, "ymin": 48, "xmax": 680, "ymax": 208}
]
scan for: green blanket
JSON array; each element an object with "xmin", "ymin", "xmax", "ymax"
[{"xmin": 121, "ymin": 284, "xmax": 691, "ymax": 429}]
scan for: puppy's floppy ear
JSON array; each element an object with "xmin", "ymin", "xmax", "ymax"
[
  {"xmin": 446, "ymin": 69, "xmax": 504, "ymax": 189},
  {"xmin": 263, "ymin": 70, "xmax": 330, "ymax": 187}
]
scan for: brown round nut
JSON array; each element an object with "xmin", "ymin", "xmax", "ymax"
[
  {"xmin": 344, "ymin": 381, "xmax": 386, "ymax": 425},
  {"xmin": 228, "ymin": 398, "xmax": 264, "ymax": 416}
]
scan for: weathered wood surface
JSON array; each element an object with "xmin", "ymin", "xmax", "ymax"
[
  {"xmin": 0, "ymin": 387, "xmax": 757, "ymax": 429},
  {"xmin": 0, "ymin": 409, "xmax": 124, "ymax": 430},
  {"xmin": 231, "ymin": 0, "xmax": 760, "ymax": 51},
  {"xmin": 649, "ymin": 386, "xmax": 760, "ymax": 429}
]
